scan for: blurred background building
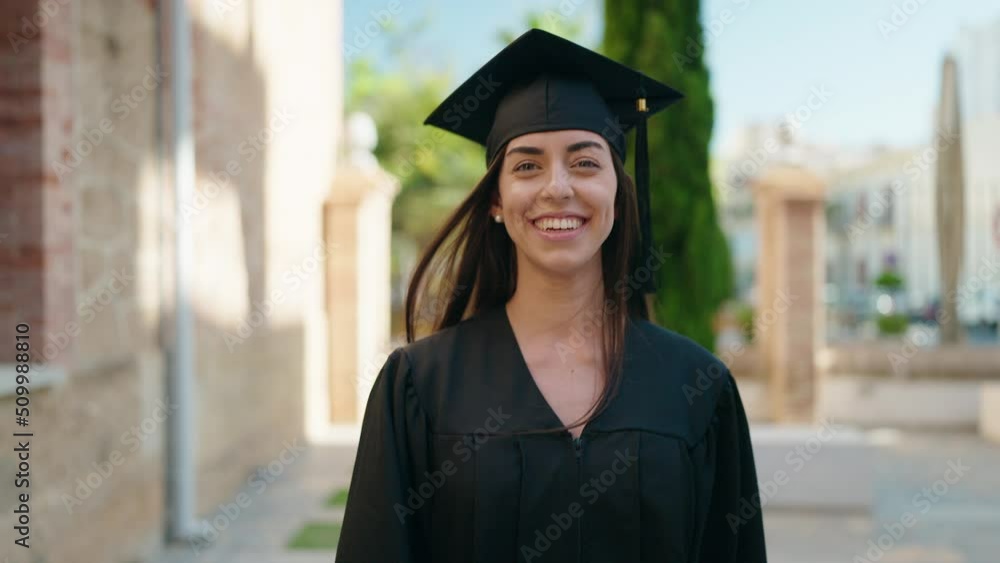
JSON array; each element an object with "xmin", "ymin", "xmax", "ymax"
[{"xmin": 717, "ymin": 15, "xmax": 1000, "ymax": 346}]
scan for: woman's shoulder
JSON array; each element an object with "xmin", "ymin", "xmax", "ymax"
[
  {"xmin": 630, "ymin": 317, "xmax": 729, "ymax": 372},
  {"xmin": 628, "ymin": 317, "xmax": 735, "ymax": 410},
  {"xmin": 392, "ymin": 307, "xmax": 501, "ymax": 393},
  {"xmin": 398, "ymin": 310, "xmax": 488, "ymax": 363}
]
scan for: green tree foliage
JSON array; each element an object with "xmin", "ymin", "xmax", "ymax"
[
  {"xmin": 499, "ymin": 11, "xmax": 586, "ymax": 44},
  {"xmin": 603, "ymin": 1, "xmax": 733, "ymax": 350},
  {"xmin": 345, "ymin": 26, "xmax": 487, "ymax": 334},
  {"xmin": 346, "ymin": 49, "xmax": 484, "ymax": 249}
]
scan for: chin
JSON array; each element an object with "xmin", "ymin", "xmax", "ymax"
[{"xmin": 529, "ymin": 248, "xmax": 600, "ymax": 278}]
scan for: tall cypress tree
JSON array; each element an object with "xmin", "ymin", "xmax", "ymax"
[{"xmin": 604, "ymin": 0, "xmax": 732, "ymax": 350}]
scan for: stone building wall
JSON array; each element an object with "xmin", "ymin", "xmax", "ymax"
[{"xmin": 0, "ymin": 1, "xmax": 341, "ymax": 561}]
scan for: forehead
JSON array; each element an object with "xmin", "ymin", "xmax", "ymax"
[{"xmin": 506, "ymin": 129, "xmax": 608, "ymax": 150}]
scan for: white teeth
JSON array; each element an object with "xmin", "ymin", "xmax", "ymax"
[{"xmin": 534, "ymin": 217, "xmax": 584, "ymax": 231}]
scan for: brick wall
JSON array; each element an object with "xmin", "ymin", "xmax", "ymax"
[
  {"xmin": 0, "ymin": 1, "xmax": 167, "ymax": 562},
  {"xmin": 0, "ymin": 2, "xmax": 41, "ymax": 345},
  {"xmin": 0, "ymin": 0, "xmax": 341, "ymax": 561}
]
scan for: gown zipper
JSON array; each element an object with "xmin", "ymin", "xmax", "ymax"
[{"xmin": 573, "ymin": 434, "xmax": 583, "ymax": 561}]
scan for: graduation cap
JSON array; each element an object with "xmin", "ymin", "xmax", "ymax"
[{"xmin": 423, "ymin": 28, "xmax": 684, "ymax": 294}]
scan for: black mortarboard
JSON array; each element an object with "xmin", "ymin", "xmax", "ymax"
[{"xmin": 423, "ymin": 28, "xmax": 684, "ymax": 294}]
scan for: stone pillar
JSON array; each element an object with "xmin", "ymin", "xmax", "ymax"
[
  {"xmin": 325, "ymin": 113, "xmax": 399, "ymax": 423},
  {"xmin": 982, "ymin": 384, "xmax": 1000, "ymax": 444},
  {"xmin": 751, "ymin": 167, "xmax": 825, "ymax": 423}
]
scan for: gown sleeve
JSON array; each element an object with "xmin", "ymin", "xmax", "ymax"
[
  {"xmin": 692, "ymin": 370, "xmax": 768, "ymax": 563},
  {"xmin": 336, "ymin": 347, "xmax": 431, "ymax": 563}
]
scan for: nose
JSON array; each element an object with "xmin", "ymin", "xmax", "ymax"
[{"xmin": 540, "ymin": 164, "xmax": 573, "ymax": 201}]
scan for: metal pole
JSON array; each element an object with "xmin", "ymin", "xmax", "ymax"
[{"xmin": 167, "ymin": 0, "xmax": 198, "ymax": 541}]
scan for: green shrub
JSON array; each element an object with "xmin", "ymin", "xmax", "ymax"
[
  {"xmin": 877, "ymin": 313, "xmax": 908, "ymax": 335},
  {"xmin": 875, "ymin": 271, "xmax": 904, "ymax": 291}
]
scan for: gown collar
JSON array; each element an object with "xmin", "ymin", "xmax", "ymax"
[{"xmin": 478, "ymin": 302, "xmax": 640, "ymax": 437}]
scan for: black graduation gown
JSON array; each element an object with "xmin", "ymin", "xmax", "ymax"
[{"xmin": 337, "ymin": 305, "xmax": 767, "ymax": 563}]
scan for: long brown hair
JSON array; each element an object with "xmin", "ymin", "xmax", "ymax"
[{"xmin": 404, "ymin": 143, "xmax": 650, "ymax": 434}]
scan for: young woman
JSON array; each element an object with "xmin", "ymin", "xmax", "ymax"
[{"xmin": 337, "ymin": 29, "xmax": 767, "ymax": 563}]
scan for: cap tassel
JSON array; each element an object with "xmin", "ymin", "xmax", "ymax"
[{"xmin": 635, "ymin": 95, "xmax": 656, "ymax": 295}]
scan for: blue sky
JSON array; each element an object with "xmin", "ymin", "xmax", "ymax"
[{"xmin": 344, "ymin": 0, "xmax": 999, "ymax": 153}]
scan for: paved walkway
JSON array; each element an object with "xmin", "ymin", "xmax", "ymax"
[
  {"xmin": 765, "ymin": 432, "xmax": 1000, "ymax": 563},
  {"xmin": 155, "ymin": 444, "xmax": 356, "ymax": 563},
  {"xmin": 153, "ymin": 432, "xmax": 1000, "ymax": 563}
]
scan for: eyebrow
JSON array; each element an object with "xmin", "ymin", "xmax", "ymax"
[{"xmin": 505, "ymin": 140, "xmax": 606, "ymax": 157}]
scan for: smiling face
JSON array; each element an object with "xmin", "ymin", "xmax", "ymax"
[{"xmin": 492, "ymin": 129, "xmax": 618, "ymax": 281}]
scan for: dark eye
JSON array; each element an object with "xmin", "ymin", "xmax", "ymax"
[
  {"xmin": 575, "ymin": 159, "xmax": 600, "ymax": 169},
  {"xmin": 514, "ymin": 161, "xmax": 539, "ymax": 172}
]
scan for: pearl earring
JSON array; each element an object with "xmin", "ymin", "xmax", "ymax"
[{"xmin": 494, "ymin": 214, "xmax": 503, "ymax": 223}]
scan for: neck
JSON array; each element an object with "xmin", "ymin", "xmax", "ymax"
[{"xmin": 505, "ymin": 253, "xmax": 606, "ymax": 346}]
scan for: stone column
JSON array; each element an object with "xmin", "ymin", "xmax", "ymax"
[
  {"xmin": 325, "ymin": 113, "xmax": 399, "ymax": 423},
  {"xmin": 751, "ymin": 167, "xmax": 826, "ymax": 423}
]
